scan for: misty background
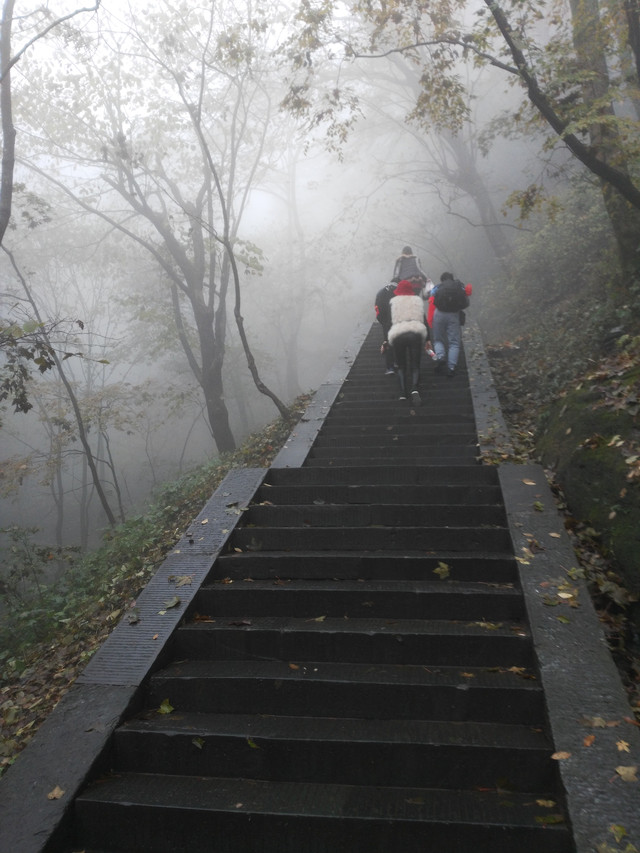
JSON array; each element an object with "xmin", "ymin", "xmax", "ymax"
[{"xmin": 1, "ymin": 0, "xmax": 630, "ymax": 562}]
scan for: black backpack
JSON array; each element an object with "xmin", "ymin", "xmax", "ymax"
[{"xmin": 433, "ymin": 279, "xmax": 469, "ymax": 313}]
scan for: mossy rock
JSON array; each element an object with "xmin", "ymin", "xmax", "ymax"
[{"xmin": 536, "ymin": 386, "xmax": 640, "ymax": 596}]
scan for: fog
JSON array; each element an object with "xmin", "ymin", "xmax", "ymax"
[{"xmin": 0, "ymin": 0, "xmax": 622, "ymax": 557}]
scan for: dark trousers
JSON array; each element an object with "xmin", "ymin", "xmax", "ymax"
[
  {"xmin": 378, "ymin": 322, "xmax": 395, "ymax": 369},
  {"xmin": 392, "ymin": 332, "xmax": 422, "ymax": 397}
]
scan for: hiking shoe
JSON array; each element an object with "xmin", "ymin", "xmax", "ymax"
[
  {"xmin": 399, "ymin": 395, "xmax": 407, "ymax": 401},
  {"xmin": 447, "ymin": 367, "xmax": 455, "ymax": 377},
  {"xmin": 411, "ymin": 390, "xmax": 421, "ymax": 407},
  {"xmin": 385, "ymin": 368, "xmax": 395, "ymax": 375},
  {"xmin": 434, "ymin": 358, "xmax": 446, "ymax": 374}
]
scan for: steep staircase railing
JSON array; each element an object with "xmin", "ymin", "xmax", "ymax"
[{"xmin": 1, "ymin": 321, "xmax": 639, "ymax": 853}]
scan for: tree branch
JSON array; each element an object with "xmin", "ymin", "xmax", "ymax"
[
  {"xmin": 485, "ymin": 0, "xmax": 640, "ymax": 211},
  {"xmin": 350, "ymin": 37, "xmax": 519, "ymax": 75},
  {"xmin": 0, "ymin": 2, "xmax": 102, "ymax": 84}
]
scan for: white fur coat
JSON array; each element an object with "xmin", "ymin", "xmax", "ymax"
[{"xmin": 388, "ymin": 295, "xmax": 427, "ymax": 345}]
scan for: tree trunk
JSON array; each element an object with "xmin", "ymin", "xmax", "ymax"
[
  {"xmin": 189, "ymin": 291, "xmax": 237, "ymax": 454},
  {"xmin": 0, "ymin": 0, "xmax": 16, "ymax": 246},
  {"xmin": 80, "ymin": 453, "xmax": 90, "ymax": 551},
  {"xmin": 568, "ymin": 0, "xmax": 640, "ymax": 274},
  {"xmin": 623, "ymin": 0, "xmax": 640, "ymax": 82},
  {"xmin": 441, "ymin": 131, "xmax": 512, "ymax": 272},
  {"xmin": 202, "ymin": 364, "xmax": 236, "ymax": 453}
]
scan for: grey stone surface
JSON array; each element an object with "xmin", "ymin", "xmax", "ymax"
[
  {"xmin": 0, "ymin": 682, "xmax": 137, "ymax": 853},
  {"xmin": 499, "ymin": 463, "xmax": 640, "ymax": 853},
  {"xmin": 464, "ymin": 320, "xmax": 515, "ymax": 459}
]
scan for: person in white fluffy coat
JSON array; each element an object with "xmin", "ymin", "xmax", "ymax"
[{"xmin": 388, "ymin": 279, "xmax": 428, "ymax": 406}]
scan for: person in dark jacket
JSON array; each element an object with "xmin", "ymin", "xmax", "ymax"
[
  {"xmin": 428, "ymin": 272, "xmax": 472, "ymax": 377},
  {"xmin": 391, "ymin": 246, "xmax": 428, "ymax": 294},
  {"xmin": 388, "ymin": 279, "xmax": 428, "ymax": 405},
  {"xmin": 374, "ymin": 282, "xmax": 397, "ymax": 374}
]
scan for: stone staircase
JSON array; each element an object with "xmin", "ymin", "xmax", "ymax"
[{"xmin": 68, "ymin": 325, "xmax": 574, "ymax": 852}]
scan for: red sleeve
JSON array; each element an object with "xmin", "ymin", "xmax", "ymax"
[{"xmin": 427, "ymin": 295, "xmax": 435, "ymax": 328}]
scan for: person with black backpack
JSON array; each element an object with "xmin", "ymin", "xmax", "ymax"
[
  {"xmin": 374, "ymin": 282, "xmax": 398, "ymax": 374},
  {"xmin": 428, "ymin": 272, "xmax": 471, "ymax": 377}
]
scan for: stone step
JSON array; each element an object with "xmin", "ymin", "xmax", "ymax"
[
  {"xmin": 147, "ymin": 660, "xmax": 541, "ymax": 724},
  {"xmin": 264, "ymin": 465, "xmax": 500, "ymax": 486},
  {"xmin": 312, "ymin": 430, "xmax": 478, "ymax": 447},
  {"xmin": 241, "ymin": 503, "xmax": 507, "ymax": 528},
  {"xmin": 73, "ymin": 773, "xmax": 571, "ymax": 853},
  {"xmin": 331, "ymin": 395, "xmax": 473, "ymax": 409},
  {"xmin": 315, "ymin": 421, "xmax": 477, "ymax": 437},
  {"xmin": 253, "ymin": 482, "xmax": 504, "ymax": 505},
  {"xmin": 193, "ymin": 578, "xmax": 525, "ymax": 621},
  {"xmin": 303, "ymin": 456, "xmax": 480, "ymax": 467},
  {"xmin": 171, "ymin": 619, "xmax": 532, "ymax": 669},
  {"xmin": 113, "ymin": 711, "xmax": 557, "ymax": 790},
  {"xmin": 321, "ymin": 409, "xmax": 476, "ymax": 425},
  {"xmin": 213, "ymin": 552, "xmax": 520, "ymax": 584},
  {"xmin": 228, "ymin": 524, "xmax": 513, "ymax": 552},
  {"xmin": 306, "ymin": 444, "xmax": 478, "ymax": 459}
]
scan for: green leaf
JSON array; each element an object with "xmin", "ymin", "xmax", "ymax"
[
  {"xmin": 433, "ymin": 562, "xmax": 450, "ymax": 579},
  {"xmin": 611, "ymin": 825, "xmax": 627, "ymax": 843},
  {"xmin": 158, "ymin": 698, "xmax": 174, "ymax": 715}
]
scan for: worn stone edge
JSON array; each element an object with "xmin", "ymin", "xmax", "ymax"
[
  {"xmin": 464, "ymin": 320, "xmax": 515, "ymax": 459},
  {"xmin": 0, "ymin": 467, "xmax": 268, "ymax": 853},
  {"xmin": 499, "ymin": 463, "xmax": 640, "ymax": 852},
  {"xmin": 271, "ymin": 320, "xmax": 371, "ymax": 468}
]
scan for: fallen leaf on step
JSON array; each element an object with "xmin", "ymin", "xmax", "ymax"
[
  {"xmin": 615, "ymin": 765, "xmax": 638, "ymax": 782},
  {"xmin": 47, "ymin": 786, "xmax": 65, "ymax": 800},
  {"xmin": 433, "ymin": 562, "xmax": 450, "ymax": 579}
]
